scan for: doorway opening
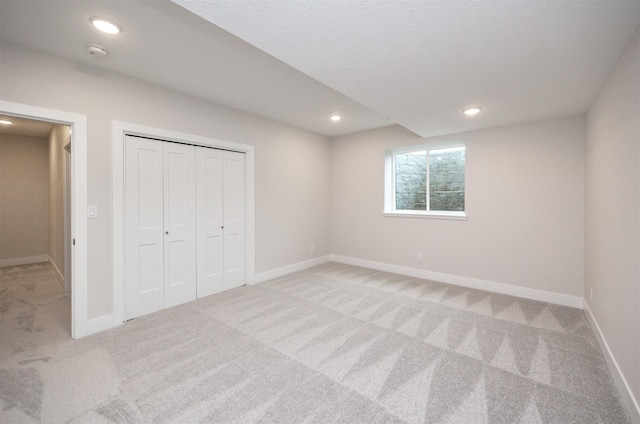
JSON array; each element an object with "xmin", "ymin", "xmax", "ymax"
[
  {"xmin": 0, "ymin": 118, "xmax": 71, "ymax": 340},
  {"xmin": 0, "ymin": 100, "xmax": 88, "ymax": 338}
]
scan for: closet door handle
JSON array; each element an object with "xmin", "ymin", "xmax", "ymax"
[{"xmin": 165, "ymin": 231, "xmax": 169, "ymax": 235}]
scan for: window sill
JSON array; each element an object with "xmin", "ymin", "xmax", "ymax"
[{"xmin": 382, "ymin": 211, "xmax": 467, "ymax": 221}]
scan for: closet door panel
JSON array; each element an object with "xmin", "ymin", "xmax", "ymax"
[
  {"xmin": 196, "ymin": 147, "xmax": 224, "ymax": 297},
  {"xmin": 223, "ymin": 151, "xmax": 246, "ymax": 289},
  {"xmin": 126, "ymin": 138, "xmax": 247, "ymax": 318},
  {"xmin": 163, "ymin": 143, "xmax": 197, "ymax": 307},
  {"xmin": 125, "ymin": 136, "xmax": 164, "ymax": 319}
]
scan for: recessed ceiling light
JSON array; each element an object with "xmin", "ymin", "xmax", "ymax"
[
  {"xmin": 90, "ymin": 17, "xmax": 122, "ymax": 35},
  {"xmin": 0, "ymin": 119, "xmax": 13, "ymax": 125},
  {"xmin": 463, "ymin": 107, "xmax": 481, "ymax": 116},
  {"xmin": 330, "ymin": 114, "xmax": 342, "ymax": 122}
]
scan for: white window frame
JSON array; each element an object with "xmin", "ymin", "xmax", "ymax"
[{"xmin": 384, "ymin": 140, "xmax": 466, "ymax": 220}]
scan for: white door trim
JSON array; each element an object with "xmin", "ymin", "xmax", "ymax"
[
  {"xmin": 64, "ymin": 143, "xmax": 72, "ymax": 292},
  {"xmin": 0, "ymin": 100, "xmax": 88, "ymax": 339},
  {"xmin": 112, "ymin": 121, "xmax": 255, "ymax": 327}
]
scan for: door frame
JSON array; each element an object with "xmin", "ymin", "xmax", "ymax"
[
  {"xmin": 112, "ymin": 121, "xmax": 255, "ymax": 326},
  {"xmin": 0, "ymin": 100, "xmax": 88, "ymax": 339},
  {"xmin": 64, "ymin": 141, "xmax": 72, "ymax": 292}
]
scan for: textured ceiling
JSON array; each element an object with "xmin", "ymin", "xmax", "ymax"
[
  {"xmin": 0, "ymin": 0, "xmax": 390, "ymax": 137},
  {"xmin": 174, "ymin": 0, "xmax": 640, "ymax": 138},
  {"xmin": 1, "ymin": 1, "xmax": 638, "ymax": 138}
]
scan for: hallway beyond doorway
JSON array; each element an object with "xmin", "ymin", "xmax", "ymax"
[{"xmin": 0, "ymin": 262, "xmax": 70, "ymax": 358}]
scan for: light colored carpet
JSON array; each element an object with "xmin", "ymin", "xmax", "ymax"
[{"xmin": 0, "ymin": 261, "xmax": 631, "ymax": 423}]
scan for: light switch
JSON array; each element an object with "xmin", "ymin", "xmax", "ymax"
[{"xmin": 88, "ymin": 206, "xmax": 98, "ymax": 219}]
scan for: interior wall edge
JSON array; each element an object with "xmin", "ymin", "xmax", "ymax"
[
  {"xmin": 49, "ymin": 255, "xmax": 65, "ymax": 291},
  {"xmin": 0, "ymin": 255, "xmax": 50, "ymax": 268},
  {"xmin": 87, "ymin": 314, "xmax": 116, "ymax": 336},
  {"xmin": 253, "ymin": 255, "xmax": 332, "ymax": 284},
  {"xmin": 331, "ymin": 254, "xmax": 584, "ymax": 309},
  {"xmin": 584, "ymin": 301, "xmax": 640, "ymax": 423}
]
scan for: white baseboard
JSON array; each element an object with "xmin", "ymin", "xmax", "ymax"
[
  {"xmin": 253, "ymin": 255, "xmax": 332, "ymax": 284},
  {"xmin": 330, "ymin": 255, "xmax": 583, "ymax": 308},
  {"xmin": 49, "ymin": 256, "xmax": 65, "ymax": 291},
  {"xmin": 87, "ymin": 314, "xmax": 115, "ymax": 336},
  {"xmin": 0, "ymin": 255, "xmax": 49, "ymax": 268},
  {"xmin": 584, "ymin": 301, "xmax": 640, "ymax": 423}
]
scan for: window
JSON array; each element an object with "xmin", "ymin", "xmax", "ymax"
[{"xmin": 384, "ymin": 142, "xmax": 466, "ymax": 219}]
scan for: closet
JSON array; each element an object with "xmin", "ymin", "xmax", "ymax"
[{"xmin": 124, "ymin": 135, "xmax": 246, "ymax": 320}]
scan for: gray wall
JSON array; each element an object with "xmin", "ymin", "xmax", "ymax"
[
  {"xmin": 1, "ymin": 41, "xmax": 332, "ymax": 320},
  {"xmin": 585, "ymin": 28, "xmax": 639, "ymax": 414},
  {"xmin": 332, "ymin": 117, "xmax": 585, "ymax": 298},
  {"xmin": 0, "ymin": 133, "xmax": 49, "ymax": 263}
]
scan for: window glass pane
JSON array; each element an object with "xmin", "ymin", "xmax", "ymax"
[
  {"xmin": 429, "ymin": 147, "xmax": 465, "ymax": 211},
  {"xmin": 395, "ymin": 151, "xmax": 427, "ymax": 210}
]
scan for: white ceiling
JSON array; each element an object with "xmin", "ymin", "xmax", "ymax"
[
  {"xmin": 0, "ymin": 0, "xmax": 390, "ymax": 137},
  {"xmin": 1, "ymin": 1, "xmax": 638, "ymax": 139},
  {"xmin": 174, "ymin": 0, "xmax": 640, "ymax": 138}
]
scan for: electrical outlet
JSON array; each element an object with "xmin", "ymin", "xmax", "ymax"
[
  {"xmin": 310, "ymin": 245, "xmax": 315, "ymax": 253},
  {"xmin": 417, "ymin": 253, "xmax": 423, "ymax": 262}
]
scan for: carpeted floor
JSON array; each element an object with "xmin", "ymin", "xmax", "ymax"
[{"xmin": 0, "ymin": 261, "xmax": 631, "ymax": 423}]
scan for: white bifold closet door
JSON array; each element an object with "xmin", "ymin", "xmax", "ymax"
[
  {"xmin": 125, "ymin": 136, "xmax": 246, "ymax": 320},
  {"xmin": 196, "ymin": 147, "xmax": 246, "ymax": 297},
  {"xmin": 163, "ymin": 142, "xmax": 197, "ymax": 308},
  {"xmin": 125, "ymin": 136, "xmax": 196, "ymax": 320}
]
